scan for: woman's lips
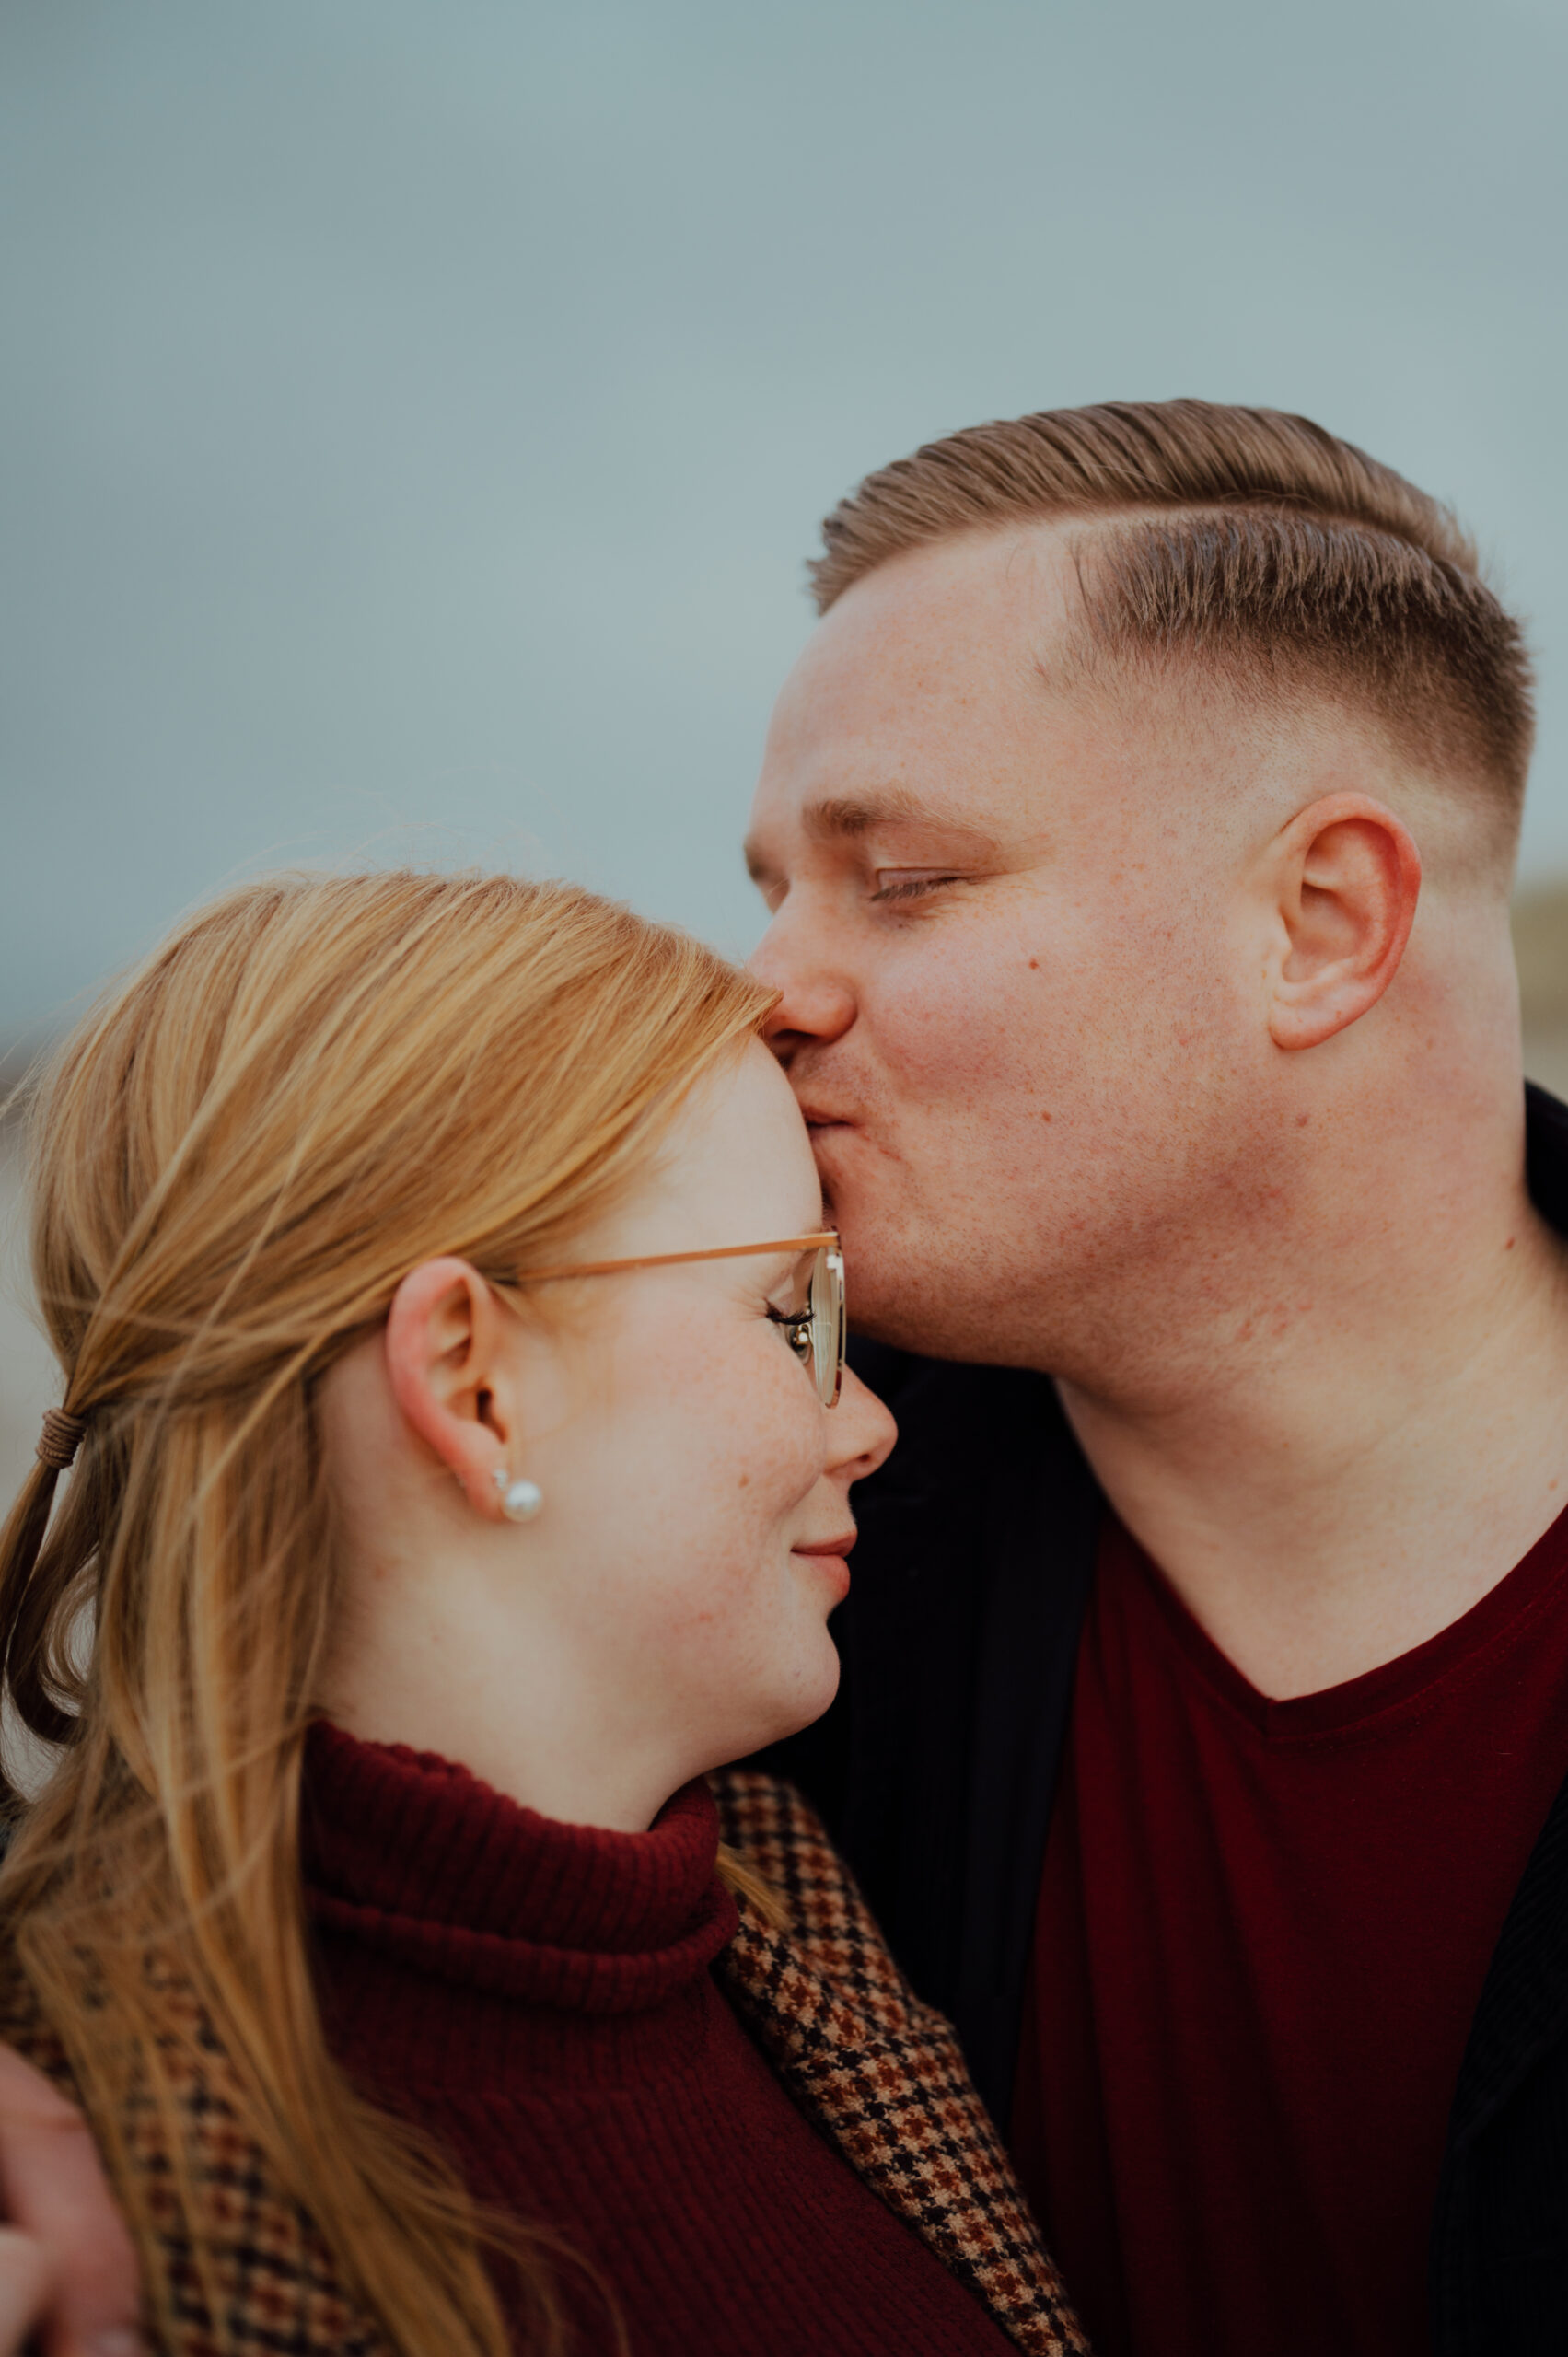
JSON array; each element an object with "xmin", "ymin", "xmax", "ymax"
[{"xmin": 792, "ymin": 1532, "xmax": 855, "ymax": 1600}]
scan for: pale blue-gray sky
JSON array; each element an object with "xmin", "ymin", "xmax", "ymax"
[{"xmin": 4, "ymin": 0, "xmax": 1565, "ymax": 1040}]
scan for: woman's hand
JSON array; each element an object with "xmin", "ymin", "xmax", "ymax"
[{"xmin": 0, "ymin": 2044, "xmax": 140, "ymax": 2353}]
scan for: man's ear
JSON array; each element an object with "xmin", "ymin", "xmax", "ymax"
[
  {"xmin": 384, "ymin": 1258, "xmax": 520, "ymax": 1519},
  {"xmin": 1263, "ymin": 794, "xmax": 1422, "ymax": 1051}
]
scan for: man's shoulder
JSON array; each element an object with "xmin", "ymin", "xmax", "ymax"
[
  {"xmin": 847, "ymin": 1340, "xmax": 1088, "ymax": 1520},
  {"xmin": 836, "ymin": 1346, "xmax": 1098, "ymax": 1701},
  {"xmin": 848, "ymin": 1336, "xmax": 1068, "ymax": 1428},
  {"xmin": 836, "ymin": 1339, "xmax": 1099, "ymax": 1697},
  {"xmin": 1527, "ymin": 1080, "xmax": 1568, "ymax": 1236}
]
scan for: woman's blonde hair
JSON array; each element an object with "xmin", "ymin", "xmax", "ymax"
[{"xmin": 0, "ymin": 869, "xmax": 776, "ymax": 2355}]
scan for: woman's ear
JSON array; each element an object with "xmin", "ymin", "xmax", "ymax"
[
  {"xmin": 384, "ymin": 1259, "xmax": 520, "ymax": 1519},
  {"xmin": 1263, "ymin": 793, "xmax": 1422, "ymax": 1051}
]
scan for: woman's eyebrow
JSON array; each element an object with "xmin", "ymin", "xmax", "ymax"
[{"xmin": 762, "ymin": 1234, "xmax": 823, "ymax": 1284}]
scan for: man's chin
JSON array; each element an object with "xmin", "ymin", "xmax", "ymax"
[
  {"xmin": 831, "ymin": 1240, "xmax": 958, "ymax": 1360},
  {"xmin": 818, "ymin": 1155, "xmax": 1042, "ymax": 1364},
  {"xmin": 837, "ymin": 1229, "xmax": 1056, "ymax": 1370}
]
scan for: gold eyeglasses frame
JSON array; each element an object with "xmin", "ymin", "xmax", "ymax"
[{"xmin": 507, "ymin": 1232, "xmax": 845, "ymax": 1408}]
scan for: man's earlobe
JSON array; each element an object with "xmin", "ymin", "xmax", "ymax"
[{"xmin": 1266, "ymin": 795, "xmax": 1422, "ymax": 1052}]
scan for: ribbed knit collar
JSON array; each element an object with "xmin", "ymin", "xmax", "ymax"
[{"xmin": 302, "ymin": 1722, "xmax": 736, "ymax": 2017}]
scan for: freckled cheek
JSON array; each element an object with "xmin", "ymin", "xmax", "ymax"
[
  {"xmin": 649, "ymin": 1458, "xmax": 819, "ymax": 1643},
  {"xmin": 718, "ymin": 1430, "xmax": 828, "ymax": 1592},
  {"xmin": 717, "ymin": 1401, "xmax": 823, "ymax": 1532},
  {"xmin": 616, "ymin": 1311, "xmax": 825, "ymax": 1539}
]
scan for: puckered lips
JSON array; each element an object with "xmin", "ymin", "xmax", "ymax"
[{"xmin": 795, "ymin": 1097, "xmax": 857, "ymax": 1137}]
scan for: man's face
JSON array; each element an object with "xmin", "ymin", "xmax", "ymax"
[{"xmin": 745, "ymin": 524, "xmax": 1280, "ymax": 1374}]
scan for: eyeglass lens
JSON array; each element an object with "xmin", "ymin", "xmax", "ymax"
[{"xmin": 810, "ymin": 1242, "xmax": 845, "ymax": 1408}]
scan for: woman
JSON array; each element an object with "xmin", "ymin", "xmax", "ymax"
[{"xmin": 0, "ymin": 872, "xmax": 1084, "ymax": 2357}]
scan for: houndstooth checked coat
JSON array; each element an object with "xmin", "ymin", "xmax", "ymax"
[{"xmin": 0, "ymin": 1771, "xmax": 1087, "ymax": 2355}]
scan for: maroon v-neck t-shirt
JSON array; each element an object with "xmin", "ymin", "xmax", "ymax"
[{"xmin": 1010, "ymin": 1503, "xmax": 1568, "ymax": 2357}]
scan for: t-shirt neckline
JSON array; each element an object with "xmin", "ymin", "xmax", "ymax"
[{"xmin": 1118, "ymin": 1493, "xmax": 1568, "ymax": 1745}]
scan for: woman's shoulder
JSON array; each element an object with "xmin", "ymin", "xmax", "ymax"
[
  {"xmin": 706, "ymin": 1768, "xmax": 1088, "ymax": 2357},
  {"xmin": 0, "ymin": 1938, "xmax": 80, "ymax": 2112},
  {"xmin": 0, "ymin": 1934, "xmax": 389, "ymax": 2357},
  {"xmin": 709, "ymin": 1765, "xmax": 933, "ymax": 2033}
]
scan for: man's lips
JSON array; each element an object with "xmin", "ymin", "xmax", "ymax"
[
  {"xmin": 791, "ymin": 1532, "xmax": 856, "ymax": 1558},
  {"xmin": 797, "ymin": 1105, "xmax": 856, "ymax": 1132}
]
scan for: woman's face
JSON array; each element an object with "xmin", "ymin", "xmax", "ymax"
[
  {"xmin": 521, "ymin": 1040, "xmax": 895, "ymax": 1761},
  {"xmin": 322, "ymin": 1040, "xmax": 897, "ymax": 1829}
]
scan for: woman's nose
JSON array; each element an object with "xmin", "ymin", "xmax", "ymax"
[{"xmin": 828, "ymin": 1367, "xmax": 897, "ymax": 1482}]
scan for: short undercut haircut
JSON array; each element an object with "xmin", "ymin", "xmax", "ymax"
[{"xmin": 811, "ymin": 401, "xmax": 1534, "ymax": 838}]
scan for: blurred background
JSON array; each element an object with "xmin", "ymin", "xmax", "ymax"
[{"xmin": 4, "ymin": 0, "xmax": 1567, "ymax": 1491}]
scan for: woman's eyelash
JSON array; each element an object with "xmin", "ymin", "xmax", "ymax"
[{"xmin": 869, "ymin": 874, "xmax": 964, "ymax": 904}]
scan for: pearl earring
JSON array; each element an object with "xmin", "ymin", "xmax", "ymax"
[{"xmin": 493, "ymin": 1468, "xmax": 543, "ymax": 1523}]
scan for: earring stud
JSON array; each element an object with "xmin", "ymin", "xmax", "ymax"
[{"xmin": 493, "ymin": 1468, "xmax": 543, "ymax": 1523}]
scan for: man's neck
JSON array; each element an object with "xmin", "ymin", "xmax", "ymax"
[{"xmin": 1056, "ymin": 1136, "xmax": 1568, "ymax": 1701}]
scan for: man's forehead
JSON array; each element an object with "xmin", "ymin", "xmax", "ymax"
[
  {"xmin": 746, "ymin": 531, "xmax": 1091, "ymax": 865},
  {"xmin": 784, "ymin": 526, "xmax": 1078, "ymax": 705}
]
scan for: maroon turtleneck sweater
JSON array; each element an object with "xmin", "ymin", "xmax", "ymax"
[{"xmin": 303, "ymin": 1724, "xmax": 1013, "ymax": 2355}]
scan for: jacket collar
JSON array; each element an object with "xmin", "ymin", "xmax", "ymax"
[{"xmin": 1444, "ymin": 1080, "xmax": 1568, "ymax": 2150}]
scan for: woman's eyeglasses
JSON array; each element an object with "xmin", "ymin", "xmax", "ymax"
[{"xmin": 507, "ymin": 1233, "xmax": 846, "ymax": 1408}]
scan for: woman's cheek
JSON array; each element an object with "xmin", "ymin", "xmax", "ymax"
[
  {"xmin": 650, "ymin": 1321, "xmax": 827, "ymax": 1573},
  {"xmin": 749, "ymin": 1363, "xmax": 831, "ymax": 1519}
]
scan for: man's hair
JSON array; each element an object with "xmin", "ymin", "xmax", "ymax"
[{"xmin": 811, "ymin": 400, "xmax": 1534, "ymax": 827}]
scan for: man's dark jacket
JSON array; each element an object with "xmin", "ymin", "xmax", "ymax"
[{"xmin": 763, "ymin": 1082, "xmax": 1568, "ymax": 2357}]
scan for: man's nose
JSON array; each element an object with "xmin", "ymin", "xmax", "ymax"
[{"xmin": 749, "ymin": 904, "xmax": 857, "ymax": 1063}]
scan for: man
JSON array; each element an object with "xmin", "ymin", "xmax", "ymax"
[
  {"xmin": 6, "ymin": 401, "xmax": 1566, "ymax": 2356},
  {"xmin": 742, "ymin": 402, "xmax": 1568, "ymax": 2357}
]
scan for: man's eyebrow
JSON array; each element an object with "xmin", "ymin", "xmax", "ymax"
[
  {"xmin": 744, "ymin": 789, "xmax": 1002, "ymax": 882},
  {"xmin": 741, "ymin": 799, "xmax": 900, "ymax": 880},
  {"xmin": 801, "ymin": 789, "xmax": 953, "ymax": 841}
]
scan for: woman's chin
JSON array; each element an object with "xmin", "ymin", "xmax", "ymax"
[
  {"xmin": 768, "ymin": 1643, "xmax": 843, "ymax": 1751},
  {"xmin": 700, "ymin": 1645, "xmax": 842, "ymax": 1772}
]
